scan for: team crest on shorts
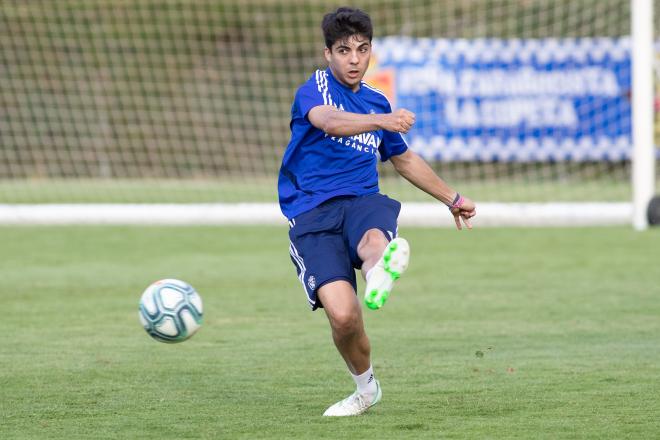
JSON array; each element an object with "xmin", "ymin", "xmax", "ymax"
[{"xmin": 307, "ymin": 275, "xmax": 316, "ymax": 290}]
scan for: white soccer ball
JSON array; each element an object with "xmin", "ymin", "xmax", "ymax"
[{"xmin": 139, "ymin": 279, "xmax": 203, "ymax": 343}]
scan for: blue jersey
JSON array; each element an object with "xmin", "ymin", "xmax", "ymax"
[{"xmin": 278, "ymin": 68, "xmax": 408, "ymax": 219}]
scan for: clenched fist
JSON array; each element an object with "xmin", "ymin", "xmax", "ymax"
[{"xmin": 381, "ymin": 109, "xmax": 416, "ymax": 134}]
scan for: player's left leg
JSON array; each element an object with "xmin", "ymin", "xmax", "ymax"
[
  {"xmin": 357, "ymin": 228, "xmax": 389, "ymax": 279},
  {"xmin": 360, "ymin": 231, "xmax": 410, "ymax": 310},
  {"xmin": 345, "ymin": 194, "xmax": 410, "ymax": 310}
]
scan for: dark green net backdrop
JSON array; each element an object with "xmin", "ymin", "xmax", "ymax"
[{"xmin": 1, "ymin": 1, "xmax": 655, "ymax": 203}]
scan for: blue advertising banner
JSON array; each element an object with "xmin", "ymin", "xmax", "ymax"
[{"xmin": 365, "ymin": 37, "xmax": 631, "ymax": 162}]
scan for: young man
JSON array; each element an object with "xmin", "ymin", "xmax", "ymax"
[{"xmin": 278, "ymin": 7, "xmax": 476, "ymax": 417}]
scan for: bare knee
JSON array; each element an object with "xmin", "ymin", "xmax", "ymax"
[
  {"xmin": 357, "ymin": 228, "xmax": 388, "ymax": 257},
  {"xmin": 330, "ymin": 309, "xmax": 361, "ymax": 339}
]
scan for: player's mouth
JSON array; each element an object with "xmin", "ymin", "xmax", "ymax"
[{"xmin": 347, "ymin": 69, "xmax": 361, "ymax": 79}]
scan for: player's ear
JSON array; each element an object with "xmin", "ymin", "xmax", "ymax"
[{"xmin": 324, "ymin": 47, "xmax": 331, "ymax": 63}]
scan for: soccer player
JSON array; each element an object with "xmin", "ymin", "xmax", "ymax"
[{"xmin": 278, "ymin": 7, "xmax": 476, "ymax": 417}]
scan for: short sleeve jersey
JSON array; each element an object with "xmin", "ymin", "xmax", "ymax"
[{"xmin": 278, "ymin": 68, "xmax": 408, "ymax": 219}]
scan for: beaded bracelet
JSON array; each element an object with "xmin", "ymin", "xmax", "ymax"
[{"xmin": 449, "ymin": 193, "xmax": 464, "ymax": 210}]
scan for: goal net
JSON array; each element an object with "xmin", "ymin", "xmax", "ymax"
[{"xmin": 0, "ymin": 0, "xmax": 656, "ymax": 225}]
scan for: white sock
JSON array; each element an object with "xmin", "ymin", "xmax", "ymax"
[
  {"xmin": 365, "ymin": 248, "xmax": 387, "ymax": 282},
  {"xmin": 365, "ymin": 267, "xmax": 376, "ymax": 283},
  {"xmin": 352, "ymin": 365, "xmax": 377, "ymax": 397}
]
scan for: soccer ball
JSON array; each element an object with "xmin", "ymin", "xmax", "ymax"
[{"xmin": 139, "ymin": 279, "xmax": 203, "ymax": 343}]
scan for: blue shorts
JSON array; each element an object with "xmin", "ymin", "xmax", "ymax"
[{"xmin": 287, "ymin": 193, "xmax": 401, "ymax": 310}]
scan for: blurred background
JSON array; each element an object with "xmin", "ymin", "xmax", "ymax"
[{"xmin": 0, "ymin": 0, "xmax": 657, "ymax": 214}]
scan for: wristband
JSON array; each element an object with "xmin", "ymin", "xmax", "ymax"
[{"xmin": 449, "ymin": 193, "xmax": 464, "ymax": 210}]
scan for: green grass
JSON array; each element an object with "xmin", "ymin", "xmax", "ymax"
[
  {"xmin": 0, "ymin": 176, "xmax": 638, "ymax": 203},
  {"xmin": 1, "ymin": 226, "xmax": 659, "ymax": 439},
  {"xmin": 0, "ymin": 178, "xmax": 279, "ymax": 204}
]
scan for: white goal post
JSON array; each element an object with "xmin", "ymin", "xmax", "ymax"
[{"xmin": 632, "ymin": 0, "xmax": 656, "ymax": 230}]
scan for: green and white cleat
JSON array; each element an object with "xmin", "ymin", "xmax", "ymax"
[
  {"xmin": 322, "ymin": 380, "xmax": 382, "ymax": 417},
  {"xmin": 364, "ymin": 237, "xmax": 410, "ymax": 310}
]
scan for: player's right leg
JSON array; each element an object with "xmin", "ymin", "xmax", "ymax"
[
  {"xmin": 287, "ymin": 199, "xmax": 381, "ymax": 416},
  {"xmin": 318, "ymin": 280, "xmax": 371, "ymax": 374},
  {"xmin": 317, "ymin": 281, "xmax": 381, "ymax": 416}
]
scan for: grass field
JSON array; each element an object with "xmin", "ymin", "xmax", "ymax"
[
  {"xmin": 0, "ymin": 175, "xmax": 641, "ymax": 203},
  {"xmin": 1, "ymin": 225, "xmax": 659, "ymax": 439}
]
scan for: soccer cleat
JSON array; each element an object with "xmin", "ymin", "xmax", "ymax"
[
  {"xmin": 364, "ymin": 237, "xmax": 410, "ymax": 310},
  {"xmin": 322, "ymin": 380, "xmax": 382, "ymax": 417}
]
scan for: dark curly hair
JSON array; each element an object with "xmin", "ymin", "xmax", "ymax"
[{"xmin": 322, "ymin": 7, "xmax": 373, "ymax": 50}]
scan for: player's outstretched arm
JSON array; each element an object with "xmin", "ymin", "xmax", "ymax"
[
  {"xmin": 390, "ymin": 150, "xmax": 476, "ymax": 230},
  {"xmin": 308, "ymin": 105, "xmax": 415, "ymax": 137}
]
